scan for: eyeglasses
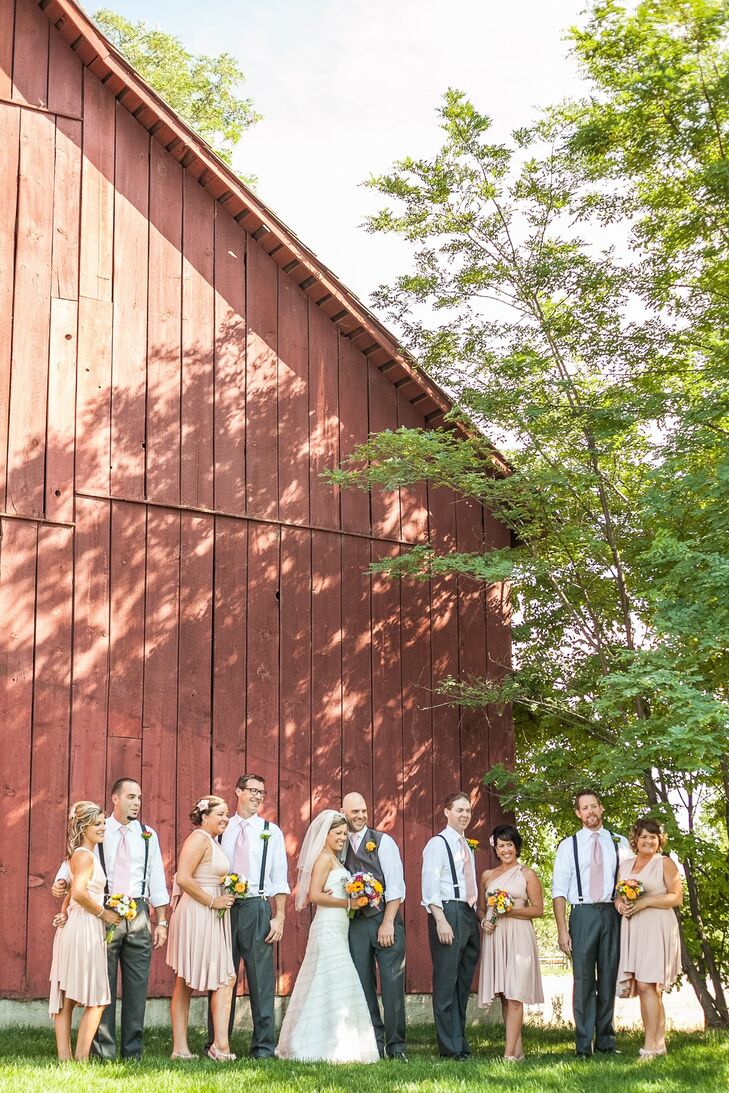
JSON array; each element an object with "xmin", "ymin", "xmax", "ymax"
[{"xmin": 245, "ymin": 788, "xmax": 266, "ymax": 798}]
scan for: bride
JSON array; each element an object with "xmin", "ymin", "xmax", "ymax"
[{"xmin": 277, "ymin": 810, "xmax": 380, "ymax": 1062}]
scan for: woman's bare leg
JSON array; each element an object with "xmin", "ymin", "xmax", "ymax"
[
  {"xmin": 636, "ymin": 981, "xmax": 661, "ymax": 1052},
  {"xmin": 170, "ymin": 976, "xmax": 193, "ymax": 1056},
  {"xmin": 210, "ymin": 979, "xmax": 235, "ymax": 1054},
  {"xmin": 75, "ymin": 1004, "xmax": 105, "ymax": 1060},
  {"xmin": 54, "ymin": 997, "xmax": 74, "ymax": 1061},
  {"xmin": 503, "ymin": 997, "xmax": 524, "ymax": 1058}
]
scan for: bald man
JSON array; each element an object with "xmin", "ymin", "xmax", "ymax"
[{"xmin": 341, "ymin": 793, "xmax": 407, "ymax": 1061}]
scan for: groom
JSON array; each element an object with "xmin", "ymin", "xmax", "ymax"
[{"xmin": 341, "ymin": 792, "xmax": 407, "ymax": 1061}]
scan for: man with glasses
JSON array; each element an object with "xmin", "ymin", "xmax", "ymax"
[{"xmin": 208, "ymin": 773, "xmax": 289, "ymax": 1058}]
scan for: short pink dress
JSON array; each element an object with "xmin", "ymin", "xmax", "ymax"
[
  {"xmin": 49, "ymin": 848, "xmax": 110, "ymax": 1016},
  {"xmin": 478, "ymin": 864, "xmax": 544, "ymax": 1007},
  {"xmin": 166, "ymin": 830, "xmax": 235, "ymax": 991},
  {"xmin": 617, "ymin": 854, "xmax": 681, "ymax": 996}
]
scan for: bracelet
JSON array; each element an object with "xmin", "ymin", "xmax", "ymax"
[
  {"xmin": 96, "ymin": 908, "xmax": 104, "ymax": 918},
  {"xmin": 209, "ymin": 896, "xmax": 215, "ymax": 909}
]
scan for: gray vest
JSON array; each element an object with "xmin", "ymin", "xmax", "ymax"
[{"xmin": 344, "ymin": 828, "xmax": 386, "ymax": 918}]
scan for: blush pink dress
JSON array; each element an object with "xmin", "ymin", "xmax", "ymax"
[
  {"xmin": 478, "ymin": 864, "xmax": 544, "ymax": 1007},
  {"xmin": 48, "ymin": 848, "xmax": 110, "ymax": 1016},
  {"xmin": 166, "ymin": 831, "xmax": 235, "ymax": 991},
  {"xmin": 616, "ymin": 854, "xmax": 681, "ymax": 996}
]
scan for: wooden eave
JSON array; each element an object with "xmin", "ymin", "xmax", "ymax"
[{"xmin": 39, "ymin": 0, "xmax": 510, "ymax": 476}]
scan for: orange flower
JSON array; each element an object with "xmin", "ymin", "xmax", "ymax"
[{"xmin": 365, "ymin": 840, "xmax": 377, "ymax": 852}]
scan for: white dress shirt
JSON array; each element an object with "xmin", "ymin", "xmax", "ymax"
[
  {"xmin": 220, "ymin": 812, "xmax": 290, "ymax": 897},
  {"xmin": 421, "ymin": 825, "xmax": 476, "ymax": 911},
  {"xmin": 348, "ymin": 828, "xmax": 406, "ymax": 903},
  {"xmin": 551, "ymin": 826, "xmax": 631, "ymax": 904},
  {"xmin": 55, "ymin": 816, "xmax": 169, "ymax": 907}
]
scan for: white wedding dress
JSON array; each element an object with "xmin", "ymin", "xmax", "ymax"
[{"xmin": 276, "ymin": 865, "xmax": 380, "ymax": 1062}]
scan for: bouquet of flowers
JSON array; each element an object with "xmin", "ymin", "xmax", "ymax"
[
  {"xmin": 616, "ymin": 877, "xmax": 644, "ymax": 902},
  {"xmin": 219, "ymin": 873, "xmax": 248, "ymax": 917},
  {"xmin": 105, "ymin": 893, "xmax": 137, "ymax": 942},
  {"xmin": 345, "ymin": 872, "xmax": 384, "ymax": 919},
  {"xmin": 485, "ymin": 888, "xmax": 513, "ymax": 924}
]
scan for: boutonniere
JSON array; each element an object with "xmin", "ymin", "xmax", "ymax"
[
  {"xmin": 365, "ymin": 840, "xmax": 376, "ymax": 853},
  {"xmin": 261, "ymin": 830, "xmax": 271, "ymax": 841},
  {"xmin": 467, "ymin": 838, "xmax": 479, "ymax": 850},
  {"xmin": 141, "ymin": 830, "xmax": 153, "ymax": 841},
  {"xmin": 610, "ymin": 832, "xmax": 621, "ymax": 845}
]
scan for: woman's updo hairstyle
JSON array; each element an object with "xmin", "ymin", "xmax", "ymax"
[
  {"xmin": 490, "ymin": 823, "xmax": 523, "ymax": 856},
  {"xmin": 329, "ymin": 813, "xmax": 347, "ymax": 830},
  {"xmin": 190, "ymin": 794, "xmax": 227, "ymax": 826},
  {"xmin": 67, "ymin": 801, "xmax": 105, "ymax": 858}
]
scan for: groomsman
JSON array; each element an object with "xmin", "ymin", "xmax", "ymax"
[
  {"xmin": 552, "ymin": 789, "xmax": 630, "ymax": 1058},
  {"xmin": 341, "ymin": 792, "xmax": 407, "ymax": 1061},
  {"xmin": 52, "ymin": 777, "xmax": 169, "ymax": 1060},
  {"xmin": 421, "ymin": 792, "xmax": 480, "ymax": 1061},
  {"xmin": 212, "ymin": 773, "xmax": 290, "ymax": 1058}
]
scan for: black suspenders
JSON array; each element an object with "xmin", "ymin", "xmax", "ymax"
[
  {"xmin": 98, "ymin": 823, "xmax": 150, "ymax": 900},
  {"xmin": 572, "ymin": 830, "xmax": 619, "ymax": 903},
  {"xmin": 258, "ymin": 820, "xmax": 270, "ymax": 897},
  {"xmin": 438, "ymin": 834, "xmax": 460, "ymax": 899}
]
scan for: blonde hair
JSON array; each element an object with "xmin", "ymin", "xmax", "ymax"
[
  {"xmin": 190, "ymin": 795, "xmax": 227, "ymax": 826},
  {"xmin": 67, "ymin": 801, "xmax": 105, "ymax": 858}
]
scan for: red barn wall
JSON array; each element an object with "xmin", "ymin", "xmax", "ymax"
[{"xmin": 0, "ymin": 0, "xmax": 513, "ymax": 1000}]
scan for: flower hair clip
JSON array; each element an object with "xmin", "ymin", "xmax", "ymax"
[{"xmin": 196, "ymin": 798, "xmax": 210, "ymax": 813}]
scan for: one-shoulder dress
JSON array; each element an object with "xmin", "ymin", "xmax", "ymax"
[
  {"xmin": 276, "ymin": 865, "xmax": 379, "ymax": 1062},
  {"xmin": 166, "ymin": 830, "xmax": 235, "ymax": 991},
  {"xmin": 49, "ymin": 848, "xmax": 110, "ymax": 1016},
  {"xmin": 616, "ymin": 854, "xmax": 681, "ymax": 997},
  {"xmin": 478, "ymin": 863, "xmax": 544, "ymax": 1006}
]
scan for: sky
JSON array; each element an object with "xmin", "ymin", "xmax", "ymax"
[{"xmin": 95, "ymin": 0, "xmax": 589, "ymax": 306}]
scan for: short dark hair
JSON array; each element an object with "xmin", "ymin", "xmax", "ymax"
[
  {"xmin": 574, "ymin": 788, "xmax": 602, "ymax": 810},
  {"xmin": 236, "ymin": 773, "xmax": 265, "ymax": 791},
  {"xmin": 110, "ymin": 777, "xmax": 140, "ymax": 798},
  {"xmin": 491, "ymin": 824, "xmax": 522, "ymax": 855},
  {"xmin": 444, "ymin": 791, "xmax": 470, "ymax": 811}
]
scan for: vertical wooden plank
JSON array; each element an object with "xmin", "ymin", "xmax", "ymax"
[
  {"xmin": 398, "ymin": 394, "xmax": 429, "ymax": 544},
  {"xmin": 45, "ymin": 298, "xmax": 77, "ymax": 523},
  {"xmin": 108, "ymin": 501, "xmax": 146, "ymax": 739},
  {"xmin": 371, "ymin": 542, "xmax": 403, "ymax": 845},
  {"xmin": 0, "ymin": 0, "xmax": 14, "ymax": 98},
  {"xmin": 485, "ymin": 511, "xmax": 514, "ymax": 830},
  {"xmin": 11, "ymin": 0, "xmax": 49, "ymax": 108},
  {"xmin": 310, "ymin": 532, "xmax": 341, "ymax": 813},
  {"xmin": 75, "ymin": 296, "xmax": 113, "ymax": 494},
  {"xmin": 142, "ymin": 509, "xmax": 180, "ymax": 997},
  {"xmin": 6, "ymin": 108, "xmax": 55, "ymax": 518},
  {"xmin": 70, "ymin": 497, "xmax": 110, "ymax": 804},
  {"xmin": 106, "ymin": 737, "xmax": 142, "ymax": 792},
  {"xmin": 368, "ymin": 363, "xmax": 400, "ymax": 540},
  {"xmin": 79, "ymin": 68, "xmax": 115, "ymax": 301},
  {"xmin": 47, "ymin": 17, "xmax": 83, "ymax": 117},
  {"xmin": 147, "ymin": 140, "xmax": 182, "ymax": 505},
  {"xmin": 429, "ymin": 486, "xmax": 461, "ymax": 809},
  {"xmin": 279, "ymin": 526, "xmax": 311, "ymax": 993},
  {"xmin": 278, "ymin": 274, "xmax": 309, "ymax": 524},
  {"xmin": 214, "ymin": 213, "xmax": 246, "ymax": 513},
  {"xmin": 246, "ymin": 242, "xmax": 278, "ymax": 518},
  {"xmin": 26, "ymin": 523, "xmax": 73, "ymax": 996},
  {"xmin": 176, "ymin": 514, "xmax": 213, "ymax": 837},
  {"xmin": 211, "ymin": 517, "xmax": 247, "ymax": 794},
  {"xmin": 0, "ymin": 103, "xmax": 20, "ymax": 510},
  {"xmin": 341, "ymin": 536, "xmax": 372, "ymax": 801},
  {"xmin": 246, "ymin": 522, "xmax": 280, "ymax": 810},
  {"xmin": 51, "ymin": 117, "xmax": 81, "ymax": 301},
  {"xmin": 111, "ymin": 106, "xmax": 149, "ymax": 500},
  {"xmin": 0, "ymin": 518, "xmax": 37, "ymax": 993},
  {"xmin": 339, "ymin": 339, "xmax": 370, "ymax": 534},
  {"xmin": 456, "ymin": 497, "xmax": 491, "ymax": 842},
  {"xmin": 309, "ymin": 304, "xmax": 339, "ymax": 529},
  {"xmin": 181, "ymin": 173, "xmax": 214, "ymax": 510}
]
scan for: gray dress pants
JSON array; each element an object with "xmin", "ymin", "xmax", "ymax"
[
  {"xmin": 569, "ymin": 902, "xmax": 621, "ymax": 1054},
  {"xmin": 207, "ymin": 898, "xmax": 276, "ymax": 1057},
  {"xmin": 348, "ymin": 910, "xmax": 406, "ymax": 1057},
  {"xmin": 92, "ymin": 902, "xmax": 152, "ymax": 1060},
  {"xmin": 428, "ymin": 901, "xmax": 480, "ymax": 1058}
]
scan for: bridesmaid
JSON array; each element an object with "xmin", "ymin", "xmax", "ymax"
[
  {"xmin": 166, "ymin": 796, "xmax": 236, "ymax": 1061},
  {"xmin": 49, "ymin": 801, "xmax": 121, "ymax": 1061},
  {"xmin": 477, "ymin": 824, "xmax": 544, "ymax": 1061},
  {"xmin": 615, "ymin": 817, "xmax": 683, "ymax": 1058}
]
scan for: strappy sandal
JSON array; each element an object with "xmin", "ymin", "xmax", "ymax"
[
  {"xmin": 171, "ymin": 1051, "xmax": 198, "ymax": 1060},
  {"xmin": 207, "ymin": 1045, "xmax": 236, "ymax": 1061}
]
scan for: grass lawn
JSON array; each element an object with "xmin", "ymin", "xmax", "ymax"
[{"xmin": 1, "ymin": 1024, "xmax": 727, "ymax": 1092}]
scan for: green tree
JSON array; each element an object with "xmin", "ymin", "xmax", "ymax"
[
  {"xmin": 94, "ymin": 9, "xmax": 260, "ymax": 169},
  {"xmin": 332, "ymin": 0, "xmax": 729, "ymax": 1026}
]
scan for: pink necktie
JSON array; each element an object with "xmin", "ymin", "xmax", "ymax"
[
  {"xmin": 114, "ymin": 826, "xmax": 131, "ymax": 894},
  {"xmin": 233, "ymin": 821, "xmax": 250, "ymax": 878},
  {"xmin": 460, "ymin": 837, "xmax": 477, "ymax": 907},
  {"xmin": 590, "ymin": 832, "xmax": 604, "ymax": 902},
  {"xmin": 349, "ymin": 834, "xmax": 358, "ymax": 852}
]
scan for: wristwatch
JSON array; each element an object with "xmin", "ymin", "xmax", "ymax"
[{"xmin": 157, "ymin": 920, "xmax": 168, "ymax": 928}]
